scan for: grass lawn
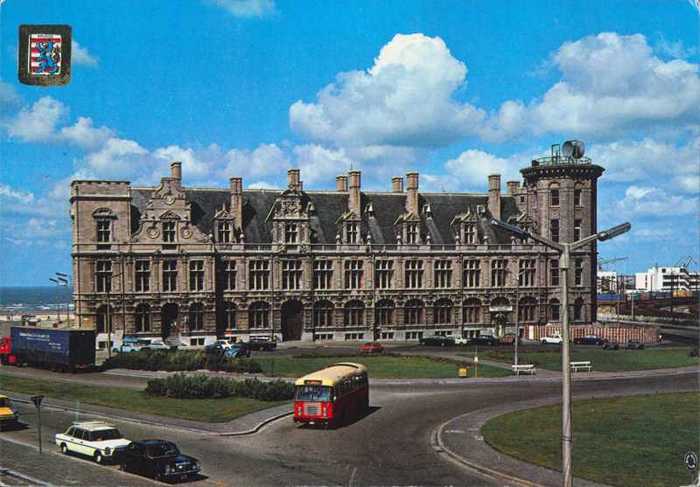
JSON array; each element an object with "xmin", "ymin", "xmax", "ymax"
[
  {"xmin": 481, "ymin": 347, "xmax": 699, "ymax": 372},
  {"xmin": 257, "ymin": 354, "xmax": 510, "ymax": 379},
  {"xmin": 0, "ymin": 373, "xmax": 287, "ymax": 423},
  {"xmin": 481, "ymin": 392, "xmax": 700, "ymax": 487}
]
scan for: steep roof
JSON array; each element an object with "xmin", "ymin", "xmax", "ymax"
[{"xmin": 130, "ymin": 188, "xmax": 520, "ymax": 245}]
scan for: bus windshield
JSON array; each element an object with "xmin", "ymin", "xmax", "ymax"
[{"xmin": 295, "ymin": 385, "xmax": 332, "ymax": 401}]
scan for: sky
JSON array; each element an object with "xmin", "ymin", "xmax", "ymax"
[{"xmin": 0, "ymin": 0, "xmax": 698, "ymax": 286}]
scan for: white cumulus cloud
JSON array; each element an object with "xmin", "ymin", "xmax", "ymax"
[
  {"xmin": 59, "ymin": 117, "xmax": 114, "ymax": 149},
  {"xmin": 5, "ymin": 96, "xmax": 67, "ymax": 142},
  {"xmin": 615, "ymin": 185, "xmax": 699, "ymax": 216},
  {"xmin": 205, "ymin": 0, "xmax": 276, "ymax": 18},
  {"xmin": 72, "ymin": 40, "xmax": 99, "ymax": 67}
]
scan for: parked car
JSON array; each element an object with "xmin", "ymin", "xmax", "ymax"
[
  {"xmin": 359, "ymin": 342, "xmax": 384, "ymax": 354},
  {"xmin": 55, "ymin": 421, "xmax": 131, "ymax": 464},
  {"xmin": 541, "ymin": 334, "xmax": 563, "ymax": 345},
  {"xmin": 139, "ymin": 338, "xmax": 171, "ymax": 351},
  {"xmin": 224, "ymin": 343, "xmax": 251, "ymax": 358},
  {"xmin": 602, "ymin": 340, "xmax": 620, "ymax": 350},
  {"xmin": 0, "ymin": 395, "xmax": 19, "ymax": 431},
  {"xmin": 247, "ymin": 338, "xmax": 277, "ymax": 351},
  {"xmin": 204, "ymin": 340, "xmax": 235, "ymax": 352},
  {"xmin": 419, "ymin": 336, "xmax": 455, "ymax": 347},
  {"xmin": 625, "ymin": 340, "xmax": 645, "ymax": 350},
  {"xmin": 120, "ymin": 439, "xmax": 201, "ymax": 482},
  {"xmin": 113, "ymin": 337, "xmax": 150, "ymax": 354},
  {"xmin": 453, "ymin": 336, "xmax": 469, "ymax": 345},
  {"xmin": 468, "ymin": 335, "xmax": 499, "ymax": 346},
  {"xmin": 574, "ymin": 335, "xmax": 605, "ymax": 346}
]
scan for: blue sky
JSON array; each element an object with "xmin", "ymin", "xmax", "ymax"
[{"xmin": 1, "ymin": 0, "xmax": 698, "ymax": 286}]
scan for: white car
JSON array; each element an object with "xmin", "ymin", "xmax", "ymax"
[
  {"xmin": 139, "ymin": 338, "xmax": 170, "ymax": 351},
  {"xmin": 55, "ymin": 421, "xmax": 132, "ymax": 464},
  {"xmin": 541, "ymin": 334, "xmax": 563, "ymax": 344},
  {"xmin": 453, "ymin": 337, "xmax": 469, "ymax": 345}
]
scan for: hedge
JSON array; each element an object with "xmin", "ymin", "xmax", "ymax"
[
  {"xmin": 145, "ymin": 373, "xmax": 294, "ymax": 400},
  {"xmin": 103, "ymin": 350, "xmax": 262, "ymax": 373}
]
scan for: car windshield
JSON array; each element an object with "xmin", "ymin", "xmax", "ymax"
[
  {"xmin": 146, "ymin": 442, "xmax": 180, "ymax": 457},
  {"xmin": 92, "ymin": 428, "xmax": 123, "ymax": 441},
  {"xmin": 295, "ymin": 385, "xmax": 332, "ymax": 401}
]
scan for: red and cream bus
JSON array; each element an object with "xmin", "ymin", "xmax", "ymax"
[{"xmin": 293, "ymin": 362, "xmax": 369, "ymax": 428}]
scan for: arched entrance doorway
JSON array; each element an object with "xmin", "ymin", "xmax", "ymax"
[
  {"xmin": 161, "ymin": 303, "xmax": 178, "ymax": 340},
  {"xmin": 281, "ymin": 300, "xmax": 303, "ymax": 341}
]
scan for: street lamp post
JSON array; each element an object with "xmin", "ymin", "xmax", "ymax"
[{"xmin": 488, "ymin": 217, "xmax": 630, "ymax": 487}]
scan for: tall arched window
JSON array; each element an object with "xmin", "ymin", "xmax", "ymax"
[
  {"xmin": 433, "ymin": 298, "xmax": 453, "ymax": 325},
  {"xmin": 313, "ymin": 300, "xmax": 334, "ymax": 328},
  {"xmin": 518, "ymin": 297, "xmax": 537, "ymax": 323},
  {"xmin": 573, "ymin": 298, "xmax": 585, "ymax": 322},
  {"xmin": 96, "ymin": 304, "xmax": 113, "ymax": 334},
  {"xmin": 375, "ymin": 299, "xmax": 394, "ymax": 326},
  {"xmin": 549, "ymin": 298, "xmax": 560, "ymax": 322},
  {"xmin": 249, "ymin": 301, "xmax": 270, "ymax": 329},
  {"xmin": 189, "ymin": 303, "xmax": 204, "ymax": 331},
  {"xmin": 550, "ymin": 183, "xmax": 560, "ymax": 206},
  {"xmin": 135, "ymin": 303, "xmax": 150, "ymax": 333},
  {"xmin": 344, "ymin": 300, "xmax": 364, "ymax": 327},
  {"xmin": 223, "ymin": 302, "xmax": 236, "ymax": 330},
  {"xmin": 463, "ymin": 298, "xmax": 481, "ymax": 324},
  {"xmin": 404, "ymin": 299, "xmax": 424, "ymax": 325}
]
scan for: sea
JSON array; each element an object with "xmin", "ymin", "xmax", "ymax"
[{"xmin": 0, "ymin": 286, "xmax": 74, "ymax": 312}]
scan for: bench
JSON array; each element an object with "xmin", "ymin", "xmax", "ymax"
[
  {"xmin": 511, "ymin": 364, "xmax": 536, "ymax": 375},
  {"xmin": 570, "ymin": 361, "xmax": 592, "ymax": 373}
]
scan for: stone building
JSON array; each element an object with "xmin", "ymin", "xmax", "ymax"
[{"xmin": 70, "ymin": 144, "xmax": 603, "ymax": 348}]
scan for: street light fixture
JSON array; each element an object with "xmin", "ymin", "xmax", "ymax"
[{"xmin": 488, "ymin": 217, "xmax": 630, "ymax": 487}]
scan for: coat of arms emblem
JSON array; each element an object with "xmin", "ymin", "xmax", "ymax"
[{"xmin": 19, "ymin": 25, "xmax": 72, "ymax": 86}]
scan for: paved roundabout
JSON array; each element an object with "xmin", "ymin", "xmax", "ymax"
[{"xmin": 0, "ymin": 365, "xmax": 697, "ymax": 486}]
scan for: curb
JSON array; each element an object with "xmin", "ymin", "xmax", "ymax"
[
  {"xmin": 6, "ymin": 394, "xmax": 292, "ymax": 437},
  {"xmin": 432, "ymin": 418, "xmax": 544, "ymax": 487},
  {"xmin": 0, "ymin": 465, "xmax": 53, "ymax": 486}
]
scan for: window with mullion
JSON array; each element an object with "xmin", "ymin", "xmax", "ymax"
[
  {"xmin": 434, "ymin": 260, "xmax": 452, "ymax": 288},
  {"xmin": 404, "ymin": 260, "xmax": 423, "ymax": 288},
  {"xmin": 135, "ymin": 260, "xmax": 150, "ymax": 292},
  {"xmin": 189, "ymin": 260, "xmax": 204, "ymax": 291},
  {"xmin": 313, "ymin": 260, "xmax": 333, "ymax": 290},
  {"xmin": 463, "ymin": 260, "xmax": 481, "ymax": 288}
]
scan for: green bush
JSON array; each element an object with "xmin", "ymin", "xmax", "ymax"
[
  {"xmin": 145, "ymin": 374, "xmax": 293, "ymax": 400},
  {"xmin": 103, "ymin": 350, "xmax": 262, "ymax": 373}
]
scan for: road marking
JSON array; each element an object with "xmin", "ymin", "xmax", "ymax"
[{"xmin": 444, "ymin": 429, "xmax": 465, "ymax": 434}]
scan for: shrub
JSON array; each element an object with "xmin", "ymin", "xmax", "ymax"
[
  {"xmin": 145, "ymin": 374, "xmax": 293, "ymax": 401},
  {"xmin": 103, "ymin": 349, "xmax": 261, "ymax": 373}
]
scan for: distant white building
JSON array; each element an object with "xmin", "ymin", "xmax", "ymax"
[{"xmin": 634, "ymin": 266, "xmax": 700, "ymax": 292}]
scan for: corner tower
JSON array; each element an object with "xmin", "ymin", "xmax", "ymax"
[{"xmin": 520, "ymin": 142, "xmax": 605, "ymax": 322}]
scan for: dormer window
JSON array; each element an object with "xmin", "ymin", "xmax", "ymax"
[
  {"xmin": 406, "ymin": 223, "xmax": 419, "ymax": 244},
  {"xmin": 96, "ymin": 220, "xmax": 111, "ymax": 243},
  {"xmin": 285, "ymin": 223, "xmax": 298, "ymax": 243},
  {"xmin": 346, "ymin": 222, "xmax": 359, "ymax": 244},
  {"xmin": 163, "ymin": 221, "xmax": 176, "ymax": 242},
  {"xmin": 217, "ymin": 221, "xmax": 232, "ymax": 243},
  {"xmin": 464, "ymin": 223, "xmax": 476, "ymax": 244}
]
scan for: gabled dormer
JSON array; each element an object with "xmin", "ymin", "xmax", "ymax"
[
  {"xmin": 335, "ymin": 170, "xmax": 363, "ymax": 244},
  {"xmin": 267, "ymin": 169, "xmax": 312, "ymax": 245},
  {"xmin": 450, "ymin": 207, "xmax": 481, "ymax": 245},
  {"xmin": 393, "ymin": 171, "xmax": 423, "ymax": 245}
]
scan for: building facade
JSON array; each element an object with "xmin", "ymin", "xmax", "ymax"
[
  {"xmin": 70, "ymin": 144, "xmax": 603, "ymax": 347},
  {"xmin": 635, "ymin": 266, "xmax": 700, "ymax": 293}
]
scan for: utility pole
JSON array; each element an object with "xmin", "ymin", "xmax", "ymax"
[
  {"xmin": 31, "ymin": 395, "xmax": 44, "ymax": 454},
  {"xmin": 488, "ymin": 218, "xmax": 630, "ymax": 487}
]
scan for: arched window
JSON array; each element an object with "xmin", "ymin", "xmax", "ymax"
[
  {"xmin": 344, "ymin": 300, "xmax": 364, "ymax": 327},
  {"xmin": 375, "ymin": 299, "xmax": 394, "ymax": 326},
  {"xmin": 404, "ymin": 299, "xmax": 424, "ymax": 325},
  {"xmin": 223, "ymin": 302, "xmax": 236, "ymax": 330},
  {"xmin": 249, "ymin": 301, "xmax": 270, "ymax": 329},
  {"xmin": 518, "ymin": 297, "xmax": 537, "ymax": 323},
  {"xmin": 313, "ymin": 300, "xmax": 334, "ymax": 328},
  {"xmin": 96, "ymin": 304, "xmax": 113, "ymax": 334},
  {"xmin": 434, "ymin": 298, "xmax": 453, "ymax": 325},
  {"xmin": 135, "ymin": 303, "xmax": 150, "ymax": 333},
  {"xmin": 550, "ymin": 298, "xmax": 560, "ymax": 322},
  {"xmin": 574, "ymin": 298, "xmax": 585, "ymax": 322},
  {"xmin": 189, "ymin": 303, "xmax": 204, "ymax": 331},
  {"xmin": 463, "ymin": 298, "xmax": 481, "ymax": 324},
  {"xmin": 490, "ymin": 297, "xmax": 511, "ymax": 324}
]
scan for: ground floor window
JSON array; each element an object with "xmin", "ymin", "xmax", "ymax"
[
  {"xmin": 189, "ymin": 337, "xmax": 205, "ymax": 346},
  {"xmin": 249, "ymin": 301, "xmax": 270, "ymax": 329},
  {"xmin": 315, "ymin": 332, "xmax": 333, "ymax": 340},
  {"xmin": 344, "ymin": 332, "xmax": 365, "ymax": 340},
  {"xmin": 405, "ymin": 331, "xmax": 423, "ymax": 340},
  {"xmin": 380, "ymin": 332, "xmax": 394, "ymax": 340}
]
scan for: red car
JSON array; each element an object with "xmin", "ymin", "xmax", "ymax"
[{"xmin": 359, "ymin": 342, "xmax": 384, "ymax": 354}]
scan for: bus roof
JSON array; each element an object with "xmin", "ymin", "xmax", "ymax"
[{"xmin": 294, "ymin": 362, "xmax": 368, "ymax": 387}]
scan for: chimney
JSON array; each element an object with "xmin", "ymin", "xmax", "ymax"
[
  {"xmin": 488, "ymin": 174, "xmax": 501, "ymax": 220},
  {"xmin": 230, "ymin": 177, "xmax": 243, "ymax": 230},
  {"xmin": 405, "ymin": 172, "xmax": 419, "ymax": 215},
  {"xmin": 336, "ymin": 176, "xmax": 348, "ymax": 192},
  {"xmin": 288, "ymin": 169, "xmax": 301, "ymax": 192},
  {"xmin": 392, "ymin": 177, "xmax": 404, "ymax": 193},
  {"xmin": 348, "ymin": 170, "xmax": 361, "ymax": 216},
  {"xmin": 170, "ymin": 161, "xmax": 182, "ymax": 180},
  {"xmin": 507, "ymin": 181, "xmax": 520, "ymax": 195}
]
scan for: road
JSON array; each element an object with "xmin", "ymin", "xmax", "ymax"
[{"xmin": 1, "ymin": 369, "xmax": 697, "ymax": 486}]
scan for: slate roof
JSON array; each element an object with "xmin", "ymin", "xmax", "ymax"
[{"xmin": 130, "ymin": 188, "xmax": 520, "ymax": 245}]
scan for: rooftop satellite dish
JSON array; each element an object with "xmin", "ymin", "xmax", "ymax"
[{"xmin": 562, "ymin": 140, "xmax": 585, "ymax": 159}]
